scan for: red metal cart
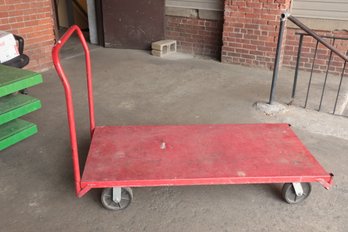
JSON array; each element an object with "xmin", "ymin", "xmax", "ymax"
[{"xmin": 52, "ymin": 26, "xmax": 333, "ymax": 210}]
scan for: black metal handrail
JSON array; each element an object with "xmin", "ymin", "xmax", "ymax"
[
  {"xmin": 295, "ymin": 32, "xmax": 348, "ymax": 41},
  {"xmin": 293, "ymin": 33, "xmax": 348, "ymax": 112},
  {"xmin": 269, "ymin": 13, "xmax": 348, "ymax": 115}
]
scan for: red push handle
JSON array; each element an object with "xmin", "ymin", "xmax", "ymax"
[{"xmin": 52, "ymin": 25, "xmax": 95, "ymax": 197}]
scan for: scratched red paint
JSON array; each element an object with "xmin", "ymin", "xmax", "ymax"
[{"xmin": 81, "ymin": 124, "xmax": 333, "ymax": 189}]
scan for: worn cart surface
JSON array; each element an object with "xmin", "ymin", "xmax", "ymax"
[{"xmin": 52, "ymin": 26, "xmax": 333, "ymax": 211}]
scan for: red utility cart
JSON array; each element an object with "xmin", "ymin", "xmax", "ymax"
[{"xmin": 52, "ymin": 26, "xmax": 333, "ymax": 210}]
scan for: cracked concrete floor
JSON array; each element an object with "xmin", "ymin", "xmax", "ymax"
[{"xmin": 0, "ymin": 46, "xmax": 347, "ymax": 232}]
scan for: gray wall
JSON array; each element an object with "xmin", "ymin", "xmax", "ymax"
[{"xmin": 292, "ymin": 0, "xmax": 348, "ymax": 20}]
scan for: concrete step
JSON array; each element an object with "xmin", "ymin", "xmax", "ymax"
[
  {"xmin": 0, "ymin": 119, "xmax": 37, "ymax": 151},
  {"xmin": 0, "ymin": 64, "xmax": 43, "ymax": 97},
  {"xmin": 0, "ymin": 94, "xmax": 41, "ymax": 125}
]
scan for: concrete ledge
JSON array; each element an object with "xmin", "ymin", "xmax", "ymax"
[
  {"xmin": 198, "ymin": 10, "xmax": 223, "ymax": 21},
  {"xmin": 165, "ymin": 7, "xmax": 223, "ymax": 21},
  {"xmin": 166, "ymin": 7, "xmax": 198, "ymax": 18}
]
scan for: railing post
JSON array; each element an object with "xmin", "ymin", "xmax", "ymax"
[
  {"xmin": 291, "ymin": 34, "xmax": 304, "ymax": 99},
  {"xmin": 269, "ymin": 13, "xmax": 288, "ymax": 104},
  {"xmin": 304, "ymin": 41, "xmax": 319, "ymax": 108},
  {"xmin": 319, "ymin": 39, "xmax": 336, "ymax": 111},
  {"xmin": 333, "ymin": 61, "xmax": 347, "ymax": 114}
]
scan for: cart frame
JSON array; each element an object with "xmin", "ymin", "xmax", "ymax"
[
  {"xmin": 52, "ymin": 26, "xmax": 334, "ymax": 206},
  {"xmin": 52, "ymin": 25, "xmax": 95, "ymax": 197}
]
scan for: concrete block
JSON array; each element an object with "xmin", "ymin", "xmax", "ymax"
[
  {"xmin": 152, "ymin": 40, "xmax": 177, "ymax": 52},
  {"xmin": 151, "ymin": 49, "xmax": 176, "ymax": 58},
  {"xmin": 151, "ymin": 50, "xmax": 163, "ymax": 57},
  {"xmin": 152, "ymin": 40, "xmax": 177, "ymax": 57}
]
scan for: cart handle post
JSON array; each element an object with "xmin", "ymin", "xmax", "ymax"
[{"xmin": 52, "ymin": 25, "xmax": 95, "ymax": 196}]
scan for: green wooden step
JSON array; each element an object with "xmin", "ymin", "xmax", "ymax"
[
  {"xmin": 0, "ymin": 119, "xmax": 38, "ymax": 151},
  {"xmin": 0, "ymin": 94, "xmax": 41, "ymax": 125},
  {"xmin": 0, "ymin": 65, "xmax": 43, "ymax": 97}
]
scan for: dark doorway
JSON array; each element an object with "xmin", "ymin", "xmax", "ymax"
[
  {"xmin": 101, "ymin": 0, "xmax": 165, "ymax": 50},
  {"xmin": 53, "ymin": 0, "xmax": 89, "ymax": 33}
]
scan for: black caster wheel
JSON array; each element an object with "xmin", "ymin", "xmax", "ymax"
[
  {"xmin": 282, "ymin": 183, "xmax": 312, "ymax": 204},
  {"xmin": 19, "ymin": 88, "xmax": 28, "ymax": 95},
  {"xmin": 101, "ymin": 187, "xmax": 133, "ymax": 210}
]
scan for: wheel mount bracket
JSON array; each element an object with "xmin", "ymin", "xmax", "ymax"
[
  {"xmin": 112, "ymin": 187, "xmax": 122, "ymax": 203},
  {"xmin": 292, "ymin": 182, "xmax": 304, "ymax": 197}
]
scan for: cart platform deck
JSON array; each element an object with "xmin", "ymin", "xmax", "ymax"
[{"xmin": 81, "ymin": 123, "xmax": 332, "ymax": 188}]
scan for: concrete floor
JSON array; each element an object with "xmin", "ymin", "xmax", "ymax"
[{"xmin": 1, "ymin": 44, "xmax": 347, "ymax": 232}]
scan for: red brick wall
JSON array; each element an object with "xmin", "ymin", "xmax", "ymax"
[
  {"xmin": 221, "ymin": 0, "xmax": 292, "ymax": 69},
  {"xmin": 165, "ymin": 16, "xmax": 223, "ymax": 59},
  {"xmin": 0, "ymin": 0, "xmax": 55, "ymax": 72},
  {"xmin": 284, "ymin": 28, "xmax": 348, "ymax": 76}
]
